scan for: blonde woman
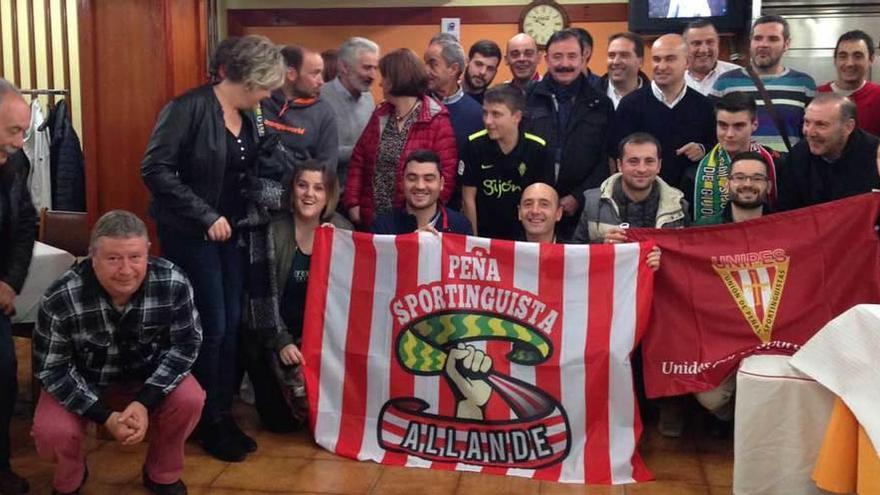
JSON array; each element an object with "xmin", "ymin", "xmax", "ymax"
[{"xmin": 141, "ymin": 35, "xmax": 285, "ymax": 462}]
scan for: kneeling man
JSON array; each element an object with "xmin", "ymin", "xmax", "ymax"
[{"xmin": 32, "ymin": 210, "xmax": 204, "ymax": 495}]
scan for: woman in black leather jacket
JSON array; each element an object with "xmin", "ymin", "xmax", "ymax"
[{"xmin": 141, "ymin": 35, "xmax": 285, "ymax": 463}]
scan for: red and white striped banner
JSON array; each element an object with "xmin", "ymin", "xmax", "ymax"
[{"xmin": 301, "ymin": 228, "xmax": 654, "ymax": 484}]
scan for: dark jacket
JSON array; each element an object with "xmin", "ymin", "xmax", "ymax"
[
  {"xmin": 48, "ymin": 99, "xmax": 86, "ymax": 212},
  {"xmin": 599, "ymin": 71, "xmax": 651, "ymax": 94},
  {"xmin": 523, "ymin": 74, "xmax": 614, "ymax": 204},
  {"xmin": 371, "ymin": 205, "xmax": 472, "ymax": 235},
  {"xmin": 777, "ymin": 128, "xmax": 880, "ymax": 211},
  {"xmin": 260, "ymin": 90, "xmax": 339, "ymax": 174},
  {"xmin": 0, "ymin": 151, "xmax": 38, "ymax": 293},
  {"xmin": 141, "ymin": 84, "xmax": 259, "ymax": 235}
]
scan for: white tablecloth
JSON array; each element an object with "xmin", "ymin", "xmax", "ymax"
[
  {"xmin": 12, "ymin": 241, "xmax": 75, "ymax": 324},
  {"xmin": 734, "ymin": 354, "xmax": 835, "ymax": 495}
]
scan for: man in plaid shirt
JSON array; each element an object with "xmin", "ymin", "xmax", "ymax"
[{"xmin": 32, "ymin": 210, "xmax": 205, "ymax": 495}]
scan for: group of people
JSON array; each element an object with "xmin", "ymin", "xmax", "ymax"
[{"xmin": 1, "ymin": 11, "xmax": 879, "ymax": 495}]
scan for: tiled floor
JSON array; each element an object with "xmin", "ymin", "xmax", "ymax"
[{"xmin": 9, "ymin": 337, "xmax": 733, "ymax": 494}]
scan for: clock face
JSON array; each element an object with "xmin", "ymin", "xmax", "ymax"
[{"xmin": 523, "ymin": 4, "xmax": 567, "ymax": 47}]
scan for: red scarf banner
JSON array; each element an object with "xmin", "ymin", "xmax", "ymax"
[
  {"xmin": 301, "ymin": 229, "xmax": 655, "ymax": 484},
  {"xmin": 628, "ymin": 192, "xmax": 880, "ymax": 398}
]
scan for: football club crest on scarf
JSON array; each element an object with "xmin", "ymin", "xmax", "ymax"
[{"xmin": 301, "ymin": 228, "xmax": 656, "ymax": 484}]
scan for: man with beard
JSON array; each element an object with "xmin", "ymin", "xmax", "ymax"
[
  {"xmin": 573, "ymin": 132, "xmax": 688, "ymax": 244},
  {"xmin": 571, "ymin": 27, "xmax": 603, "ymax": 92},
  {"xmin": 462, "ymin": 40, "xmax": 501, "ymax": 105},
  {"xmin": 818, "ymin": 30, "xmax": 880, "ymax": 136},
  {"xmin": 600, "ymin": 32, "xmax": 650, "ymax": 109},
  {"xmin": 262, "ymin": 46, "xmax": 339, "ymax": 173},
  {"xmin": 372, "ymin": 149, "xmax": 472, "ymax": 235},
  {"xmin": 711, "ymin": 15, "xmax": 816, "ymax": 153},
  {"xmin": 519, "ymin": 182, "xmax": 562, "ymax": 243},
  {"xmin": 504, "ymin": 33, "xmax": 541, "ymax": 93},
  {"xmin": 321, "ymin": 37, "xmax": 379, "ymax": 190},
  {"xmin": 778, "ymin": 93, "xmax": 880, "ymax": 211},
  {"xmin": 608, "ymin": 34, "xmax": 715, "ymax": 197},
  {"xmin": 523, "ymin": 28, "xmax": 614, "ymax": 240},
  {"xmin": 683, "ymin": 19, "xmax": 739, "ymax": 96},
  {"xmin": 693, "ymin": 91, "xmax": 780, "ymax": 223},
  {"xmin": 0, "ymin": 79, "xmax": 35, "ymax": 495}
]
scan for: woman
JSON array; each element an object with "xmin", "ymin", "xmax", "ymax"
[
  {"xmin": 343, "ymin": 48, "xmax": 458, "ymax": 229},
  {"xmin": 244, "ymin": 160, "xmax": 351, "ymax": 431},
  {"xmin": 141, "ymin": 35, "xmax": 285, "ymax": 462}
]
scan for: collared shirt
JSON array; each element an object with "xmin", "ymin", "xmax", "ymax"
[
  {"xmin": 651, "ymin": 80, "xmax": 688, "ymax": 109},
  {"xmin": 320, "ymin": 77, "xmax": 375, "ymax": 167},
  {"xmin": 441, "ymin": 85, "xmax": 467, "ymax": 106},
  {"xmin": 685, "ymin": 59, "xmax": 739, "ymax": 96},
  {"xmin": 607, "ymin": 78, "xmax": 644, "ymax": 109},
  {"xmin": 33, "ymin": 257, "xmax": 202, "ymax": 424}
]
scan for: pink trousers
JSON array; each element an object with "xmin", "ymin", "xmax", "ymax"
[{"xmin": 31, "ymin": 375, "xmax": 205, "ymax": 493}]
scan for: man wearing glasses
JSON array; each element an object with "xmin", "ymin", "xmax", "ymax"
[{"xmin": 699, "ymin": 151, "xmax": 773, "ymax": 225}]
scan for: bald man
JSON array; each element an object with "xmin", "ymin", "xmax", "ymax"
[
  {"xmin": 518, "ymin": 183, "xmax": 562, "ymax": 243},
  {"xmin": 607, "ymin": 34, "xmax": 715, "ymax": 201},
  {"xmin": 505, "ymin": 33, "xmax": 540, "ymax": 92}
]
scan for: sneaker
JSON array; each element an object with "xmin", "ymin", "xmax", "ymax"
[
  {"xmin": 143, "ymin": 468, "xmax": 187, "ymax": 495},
  {"xmin": 198, "ymin": 423, "xmax": 247, "ymax": 462},
  {"xmin": 0, "ymin": 468, "xmax": 29, "ymax": 495},
  {"xmin": 223, "ymin": 417, "xmax": 257, "ymax": 454},
  {"xmin": 51, "ymin": 464, "xmax": 88, "ymax": 495}
]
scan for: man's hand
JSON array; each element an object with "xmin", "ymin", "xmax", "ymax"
[
  {"xmin": 279, "ymin": 343, "xmax": 304, "ymax": 366},
  {"xmin": 646, "ymin": 246, "xmax": 662, "ymax": 271},
  {"xmin": 104, "ymin": 411, "xmax": 138, "ymax": 444},
  {"xmin": 0, "ymin": 281, "xmax": 16, "ymax": 316},
  {"xmin": 117, "ymin": 401, "xmax": 149, "ymax": 445},
  {"xmin": 445, "ymin": 343, "xmax": 493, "ymax": 420},
  {"xmin": 348, "ymin": 206, "xmax": 361, "ymax": 225},
  {"xmin": 603, "ymin": 227, "xmax": 628, "ymax": 244},
  {"xmin": 207, "ymin": 216, "xmax": 232, "ymax": 242},
  {"xmin": 676, "ymin": 142, "xmax": 705, "ymax": 162},
  {"xmin": 560, "ymin": 195, "xmax": 580, "ymax": 216}
]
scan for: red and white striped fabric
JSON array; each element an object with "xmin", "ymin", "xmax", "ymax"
[{"xmin": 301, "ymin": 228, "xmax": 654, "ymax": 484}]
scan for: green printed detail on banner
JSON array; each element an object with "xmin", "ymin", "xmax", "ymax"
[{"xmin": 398, "ymin": 313, "xmax": 551, "ymax": 373}]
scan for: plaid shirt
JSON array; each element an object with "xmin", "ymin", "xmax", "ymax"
[{"xmin": 33, "ymin": 257, "xmax": 202, "ymax": 424}]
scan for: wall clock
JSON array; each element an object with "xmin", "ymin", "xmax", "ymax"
[{"xmin": 519, "ymin": 0, "xmax": 570, "ymax": 49}]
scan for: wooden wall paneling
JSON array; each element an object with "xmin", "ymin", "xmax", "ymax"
[{"xmin": 168, "ymin": 0, "xmax": 208, "ymax": 96}]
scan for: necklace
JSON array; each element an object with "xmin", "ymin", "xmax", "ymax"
[{"xmin": 394, "ymin": 100, "xmax": 419, "ymax": 122}]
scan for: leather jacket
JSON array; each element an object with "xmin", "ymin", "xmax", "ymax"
[
  {"xmin": 142, "ymin": 84, "xmax": 259, "ymax": 235},
  {"xmin": 0, "ymin": 152, "xmax": 37, "ymax": 293}
]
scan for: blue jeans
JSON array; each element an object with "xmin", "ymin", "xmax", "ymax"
[
  {"xmin": 158, "ymin": 226, "xmax": 245, "ymax": 426},
  {"xmin": 0, "ymin": 313, "xmax": 16, "ymax": 468}
]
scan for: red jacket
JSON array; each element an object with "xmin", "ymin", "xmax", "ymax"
[{"xmin": 343, "ymin": 95, "xmax": 458, "ymax": 228}]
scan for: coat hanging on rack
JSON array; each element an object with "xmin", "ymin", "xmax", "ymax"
[
  {"xmin": 47, "ymin": 99, "xmax": 86, "ymax": 212},
  {"xmin": 23, "ymin": 99, "xmax": 52, "ymax": 211}
]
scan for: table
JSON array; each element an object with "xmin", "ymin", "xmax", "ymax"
[{"xmin": 12, "ymin": 241, "xmax": 76, "ymax": 324}]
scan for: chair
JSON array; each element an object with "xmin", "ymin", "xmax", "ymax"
[{"xmin": 38, "ymin": 207, "xmax": 90, "ymax": 257}]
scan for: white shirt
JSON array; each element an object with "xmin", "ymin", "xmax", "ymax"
[
  {"xmin": 667, "ymin": 0, "xmax": 711, "ymax": 17},
  {"xmin": 651, "ymin": 80, "xmax": 688, "ymax": 109},
  {"xmin": 607, "ymin": 78, "xmax": 644, "ymax": 109},
  {"xmin": 685, "ymin": 59, "xmax": 739, "ymax": 96}
]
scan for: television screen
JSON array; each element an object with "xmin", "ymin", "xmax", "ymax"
[
  {"xmin": 649, "ymin": 0, "xmax": 728, "ymax": 19},
  {"xmin": 629, "ymin": 0, "xmax": 748, "ymax": 34}
]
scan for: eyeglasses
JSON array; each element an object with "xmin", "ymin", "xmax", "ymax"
[{"xmin": 729, "ymin": 173, "xmax": 768, "ymax": 184}]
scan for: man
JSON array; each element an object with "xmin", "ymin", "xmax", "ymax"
[
  {"xmin": 372, "ymin": 149, "xmax": 472, "ymax": 235},
  {"xmin": 574, "ymin": 132, "xmax": 689, "ymax": 244},
  {"xmin": 320, "ymin": 37, "xmax": 379, "ymax": 190},
  {"xmin": 778, "ymin": 93, "xmax": 880, "ymax": 211},
  {"xmin": 460, "ymin": 85, "xmax": 553, "ymax": 240},
  {"xmin": 425, "ymin": 33, "xmax": 484, "ymax": 154},
  {"xmin": 32, "ymin": 210, "xmax": 204, "ymax": 495},
  {"xmin": 572, "ymin": 27, "xmax": 603, "ymax": 92},
  {"xmin": 609, "ymin": 34, "xmax": 715, "ymax": 197},
  {"xmin": 711, "ymin": 15, "xmax": 817, "ymax": 153},
  {"xmin": 601, "ymin": 32, "xmax": 650, "ymax": 109},
  {"xmin": 462, "ymin": 39, "xmax": 502, "ymax": 104},
  {"xmin": 524, "ymin": 28, "xmax": 614, "ymax": 240},
  {"xmin": 0, "ymin": 79, "xmax": 35, "ymax": 495},
  {"xmin": 505, "ymin": 33, "xmax": 541, "ymax": 92},
  {"xmin": 818, "ymin": 30, "xmax": 880, "ymax": 136},
  {"xmin": 699, "ymin": 151, "xmax": 774, "ymax": 225},
  {"xmin": 261, "ymin": 45, "xmax": 339, "ymax": 173},
  {"xmin": 519, "ymin": 182, "xmax": 563, "ymax": 243},
  {"xmin": 693, "ymin": 91, "xmax": 780, "ymax": 223},
  {"xmin": 683, "ymin": 19, "xmax": 739, "ymax": 96}
]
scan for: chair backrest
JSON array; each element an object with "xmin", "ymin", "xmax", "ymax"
[{"xmin": 39, "ymin": 208, "xmax": 90, "ymax": 257}]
